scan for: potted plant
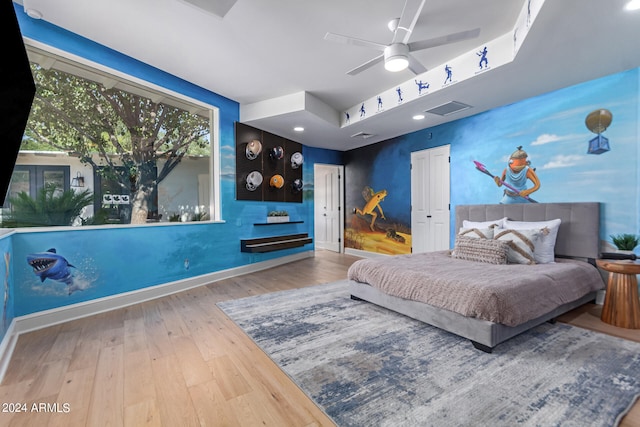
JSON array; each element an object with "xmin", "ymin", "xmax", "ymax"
[
  {"xmin": 610, "ymin": 233, "xmax": 640, "ymax": 253},
  {"xmin": 267, "ymin": 210, "xmax": 289, "ymax": 223}
]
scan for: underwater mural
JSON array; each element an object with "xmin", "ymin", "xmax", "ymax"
[
  {"xmin": 27, "ymin": 248, "xmax": 81, "ymax": 295},
  {"xmin": 3, "ymin": 251, "xmax": 10, "ymax": 332},
  {"xmin": 0, "ymin": 234, "xmax": 13, "ymax": 341}
]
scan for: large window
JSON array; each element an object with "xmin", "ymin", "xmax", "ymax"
[
  {"xmin": 9, "ymin": 165, "xmax": 70, "ymax": 201},
  {"xmin": 1, "ymin": 43, "xmax": 219, "ymax": 228}
]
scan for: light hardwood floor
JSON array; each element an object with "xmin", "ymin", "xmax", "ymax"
[{"xmin": 0, "ymin": 250, "xmax": 638, "ymax": 426}]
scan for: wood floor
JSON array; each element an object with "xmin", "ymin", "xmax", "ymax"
[{"xmin": 0, "ymin": 250, "xmax": 639, "ymax": 426}]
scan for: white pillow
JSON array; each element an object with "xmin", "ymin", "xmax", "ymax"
[
  {"xmin": 494, "ymin": 228, "xmax": 541, "ymax": 265},
  {"xmin": 503, "ymin": 218, "xmax": 561, "ymax": 264},
  {"xmin": 458, "ymin": 227, "xmax": 495, "ymax": 239},
  {"xmin": 462, "ymin": 217, "xmax": 507, "ymax": 229}
]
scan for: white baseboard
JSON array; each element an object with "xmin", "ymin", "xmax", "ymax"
[
  {"xmin": 344, "ymin": 248, "xmax": 391, "ymax": 258},
  {"xmin": 0, "ymin": 320, "xmax": 17, "ymax": 384},
  {"xmin": 0, "ymin": 250, "xmax": 313, "ymax": 383}
]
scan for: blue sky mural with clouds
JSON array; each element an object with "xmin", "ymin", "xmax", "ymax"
[{"xmin": 451, "ymin": 68, "xmax": 638, "ymax": 240}]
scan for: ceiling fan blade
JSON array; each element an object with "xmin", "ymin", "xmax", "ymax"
[
  {"xmin": 407, "ymin": 54, "xmax": 427, "ymax": 75},
  {"xmin": 392, "ymin": 0, "xmax": 426, "ymax": 44},
  {"xmin": 324, "ymin": 32, "xmax": 387, "ymax": 51},
  {"xmin": 346, "ymin": 54, "xmax": 385, "ymax": 76},
  {"xmin": 407, "ymin": 28, "xmax": 481, "ymax": 52}
]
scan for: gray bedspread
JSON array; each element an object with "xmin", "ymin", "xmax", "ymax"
[{"xmin": 347, "ymin": 251, "xmax": 604, "ymax": 327}]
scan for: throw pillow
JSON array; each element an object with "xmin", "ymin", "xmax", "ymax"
[
  {"xmin": 452, "ymin": 235, "xmax": 509, "ymax": 264},
  {"xmin": 458, "ymin": 227, "xmax": 495, "ymax": 239},
  {"xmin": 503, "ymin": 218, "xmax": 561, "ymax": 263},
  {"xmin": 462, "ymin": 217, "xmax": 507, "ymax": 229},
  {"xmin": 494, "ymin": 228, "xmax": 541, "ymax": 265}
]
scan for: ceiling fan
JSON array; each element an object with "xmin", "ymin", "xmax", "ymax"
[{"xmin": 324, "ymin": 0, "xmax": 480, "ymax": 76}]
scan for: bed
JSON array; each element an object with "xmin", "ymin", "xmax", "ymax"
[{"xmin": 348, "ymin": 202, "xmax": 605, "ymax": 352}]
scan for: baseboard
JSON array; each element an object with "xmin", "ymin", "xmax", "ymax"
[
  {"xmin": 0, "ymin": 320, "xmax": 17, "ymax": 383},
  {"xmin": 0, "ymin": 250, "xmax": 313, "ymax": 383},
  {"xmin": 344, "ymin": 248, "xmax": 391, "ymax": 258}
]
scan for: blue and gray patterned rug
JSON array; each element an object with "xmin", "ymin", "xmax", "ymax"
[{"xmin": 217, "ymin": 281, "xmax": 640, "ymax": 427}]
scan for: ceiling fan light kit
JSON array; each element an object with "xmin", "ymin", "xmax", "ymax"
[
  {"xmin": 324, "ymin": 0, "xmax": 480, "ymax": 76},
  {"xmin": 384, "ymin": 44, "xmax": 410, "ymax": 72}
]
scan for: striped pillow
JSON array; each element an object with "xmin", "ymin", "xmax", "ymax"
[
  {"xmin": 458, "ymin": 227, "xmax": 495, "ymax": 239},
  {"xmin": 494, "ymin": 229, "xmax": 541, "ymax": 265},
  {"xmin": 452, "ymin": 236, "xmax": 508, "ymax": 264}
]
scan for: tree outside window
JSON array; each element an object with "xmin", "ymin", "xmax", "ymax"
[{"xmin": 2, "ymin": 51, "xmax": 213, "ymax": 228}]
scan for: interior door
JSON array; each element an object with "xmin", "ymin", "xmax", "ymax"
[
  {"xmin": 411, "ymin": 145, "xmax": 450, "ymax": 253},
  {"xmin": 314, "ymin": 164, "xmax": 343, "ymax": 252}
]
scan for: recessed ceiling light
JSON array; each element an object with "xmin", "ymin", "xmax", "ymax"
[
  {"xmin": 293, "ymin": 126, "xmax": 304, "ymax": 132},
  {"xmin": 26, "ymin": 8, "xmax": 43, "ymax": 19},
  {"xmin": 412, "ymin": 114, "xmax": 425, "ymax": 120},
  {"xmin": 626, "ymin": 0, "xmax": 640, "ymax": 10}
]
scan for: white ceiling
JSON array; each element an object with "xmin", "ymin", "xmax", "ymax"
[{"xmin": 16, "ymin": 0, "xmax": 640, "ymax": 151}]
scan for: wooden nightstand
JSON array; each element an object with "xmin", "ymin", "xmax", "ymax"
[{"xmin": 596, "ymin": 259, "xmax": 640, "ymax": 329}]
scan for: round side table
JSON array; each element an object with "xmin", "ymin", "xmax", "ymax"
[{"xmin": 596, "ymin": 259, "xmax": 640, "ymax": 329}]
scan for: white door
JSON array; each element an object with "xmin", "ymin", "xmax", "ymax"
[
  {"xmin": 411, "ymin": 145, "xmax": 450, "ymax": 253},
  {"xmin": 314, "ymin": 164, "xmax": 343, "ymax": 252}
]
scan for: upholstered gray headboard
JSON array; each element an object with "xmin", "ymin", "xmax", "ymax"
[{"xmin": 455, "ymin": 202, "xmax": 600, "ymax": 260}]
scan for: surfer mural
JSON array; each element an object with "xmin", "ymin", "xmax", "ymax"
[
  {"xmin": 27, "ymin": 248, "xmax": 82, "ymax": 295},
  {"xmin": 475, "ymin": 146, "xmax": 541, "ymax": 204}
]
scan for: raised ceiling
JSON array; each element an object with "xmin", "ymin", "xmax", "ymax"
[{"xmin": 16, "ymin": 0, "xmax": 640, "ymax": 151}]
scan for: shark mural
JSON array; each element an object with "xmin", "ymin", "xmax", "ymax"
[{"xmin": 27, "ymin": 248, "xmax": 81, "ymax": 295}]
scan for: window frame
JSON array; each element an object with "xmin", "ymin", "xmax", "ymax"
[
  {"xmin": 4, "ymin": 165, "xmax": 70, "ymax": 210},
  {"xmin": 20, "ymin": 38, "xmax": 222, "ymax": 227}
]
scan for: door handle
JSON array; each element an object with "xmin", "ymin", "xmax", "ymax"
[{"xmin": 427, "ymin": 215, "xmax": 432, "ymax": 218}]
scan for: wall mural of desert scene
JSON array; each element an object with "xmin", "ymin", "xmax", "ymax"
[{"xmin": 345, "ymin": 142, "xmax": 413, "ymax": 255}]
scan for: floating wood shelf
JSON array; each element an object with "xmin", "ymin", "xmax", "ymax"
[{"xmin": 241, "ymin": 233, "xmax": 312, "ymax": 253}]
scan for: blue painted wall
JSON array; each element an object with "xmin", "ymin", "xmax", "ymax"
[
  {"xmin": 8, "ymin": 1, "xmax": 638, "ymax": 324},
  {"xmin": 0, "ymin": 234, "xmax": 14, "ymax": 341},
  {"xmin": 345, "ymin": 68, "xmax": 640, "ymax": 254},
  {"xmin": 6, "ymin": 4, "xmax": 343, "ymax": 318}
]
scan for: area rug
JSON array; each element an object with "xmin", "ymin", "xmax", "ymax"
[{"xmin": 217, "ymin": 281, "xmax": 640, "ymax": 427}]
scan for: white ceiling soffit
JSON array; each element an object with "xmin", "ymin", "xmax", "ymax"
[
  {"xmin": 177, "ymin": 0, "xmax": 238, "ymax": 18},
  {"xmin": 241, "ymin": 0, "xmax": 537, "ymax": 146},
  {"xmin": 16, "ymin": 0, "xmax": 640, "ymax": 151}
]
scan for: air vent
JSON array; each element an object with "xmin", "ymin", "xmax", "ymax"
[
  {"xmin": 179, "ymin": 0, "xmax": 238, "ymax": 18},
  {"xmin": 425, "ymin": 101, "xmax": 472, "ymax": 116},
  {"xmin": 351, "ymin": 131, "xmax": 375, "ymax": 139}
]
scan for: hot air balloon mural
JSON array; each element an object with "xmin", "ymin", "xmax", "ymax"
[{"xmin": 585, "ymin": 108, "xmax": 612, "ymax": 154}]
